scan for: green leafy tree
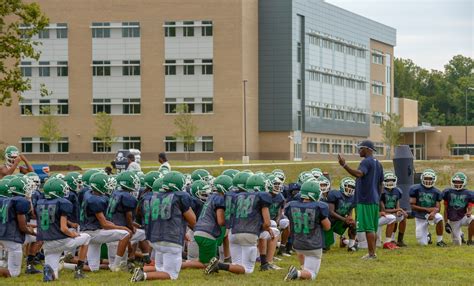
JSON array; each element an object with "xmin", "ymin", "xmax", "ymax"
[
  {"xmin": 0, "ymin": 0, "xmax": 49, "ymax": 106},
  {"xmin": 446, "ymin": 135, "xmax": 455, "ymax": 156},
  {"xmin": 422, "ymin": 105, "xmax": 446, "ymax": 126},
  {"xmin": 94, "ymin": 112, "xmax": 116, "ymax": 154},
  {"xmin": 173, "ymin": 104, "xmax": 198, "ymax": 160},
  {"xmin": 380, "ymin": 113, "xmax": 402, "ymax": 159},
  {"xmin": 38, "ymin": 106, "xmax": 61, "ymax": 160}
]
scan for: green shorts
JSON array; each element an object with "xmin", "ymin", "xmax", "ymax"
[
  {"xmin": 195, "ymin": 235, "xmax": 218, "ymax": 264},
  {"xmin": 323, "ymin": 220, "xmax": 348, "ymax": 248},
  {"xmin": 356, "ymin": 204, "xmax": 379, "ymax": 233}
]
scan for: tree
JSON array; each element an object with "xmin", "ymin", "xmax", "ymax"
[
  {"xmin": 94, "ymin": 112, "xmax": 116, "ymax": 155},
  {"xmin": 380, "ymin": 113, "xmax": 402, "ymax": 159},
  {"xmin": 1, "ymin": 0, "xmax": 49, "ymax": 106},
  {"xmin": 38, "ymin": 106, "xmax": 61, "ymax": 160},
  {"xmin": 422, "ymin": 105, "xmax": 446, "ymax": 126},
  {"xmin": 446, "ymin": 135, "xmax": 455, "ymax": 156},
  {"xmin": 173, "ymin": 104, "xmax": 198, "ymax": 160}
]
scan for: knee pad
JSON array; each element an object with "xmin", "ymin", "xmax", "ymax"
[{"xmin": 279, "ymin": 218, "xmax": 290, "ymax": 229}]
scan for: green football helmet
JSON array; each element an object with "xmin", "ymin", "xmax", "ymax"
[
  {"xmin": 144, "ymin": 171, "xmax": 162, "ymax": 189},
  {"xmin": 316, "ymin": 176, "xmax": 331, "ymax": 194},
  {"xmin": 232, "ymin": 171, "xmax": 251, "ymax": 191},
  {"xmin": 300, "ymin": 180, "xmax": 321, "ymax": 202},
  {"xmin": 420, "ymin": 169, "xmax": 437, "ymax": 188},
  {"xmin": 311, "ymin": 168, "xmax": 323, "ymax": 179},
  {"xmin": 116, "ymin": 171, "xmax": 141, "ymax": 192},
  {"xmin": 152, "ymin": 177, "xmax": 164, "ymax": 192},
  {"xmin": 267, "ymin": 174, "xmax": 282, "ymax": 194},
  {"xmin": 191, "ymin": 169, "xmax": 212, "ymax": 182},
  {"xmin": 383, "ymin": 172, "xmax": 398, "ymax": 190},
  {"xmin": 2, "ymin": 175, "xmax": 16, "ymax": 181},
  {"xmin": 43, "ymin": 178, "xmax": 69, "ymax": 199},
  {"xmin": 106, "ymin": 175, "xmax": 117, "ymax": 194},
  {"xmin": 451, "ymin": 172, "xmax": 467, "ymax": 191},
  {"xmin": 89, "ymin": 173, "xmax": 111, "ymax": 195},
  {"xmin": 4, "ymin": 145, "xmax": 19, "ymax": 166},
  {"xmin": 0, "ymin": 179, "xmax": 12, "ymax": 198},
  {"xmin": 339, "ymin": 177, "xmax": 356, "ymax": 197},
  {"xmin": 25, "ymin": 172, "xmax": 40, "ymax": 188},
  {"xmin": 8, "ymin": 177, "xmax": 32, "ymax": 197},
  {"xmin": 245, "ymin": 174, "xmax": 271, "ymax": 193},
  {"xmin": 222, "ymin": 169, "xmax": 239, "ymax": 179},
  {"xmin": 191, "ymin": 180, "xmax": 212, "ymax": 202},
  {"xmin": 213, "ymin": 175, "xmax": 233, "ymax": 194},
  {"xmin": 298, "ymin": 171, "xmax": 315, "ymax": 185},
  {"xmin": 162, "ymin": 171, "xmax": 185, "ymax": 192},
  {"xmin": 82, "ymin": 169, "xmax": 101, "ymax": 187},
  {"xmin": 158, "ymin": 165, "xmax": 170, "ymax": 175},
  {"xmin": 272, "ymin": 169, "xmax": 286, "ymax": 183},
  {"xmin": 49, "ymin": 173, "xmax": 65, "ymax": 180},
  {"xmin": 64, "ymin": 172, "xmax": 83, "ymax": 192},
  {"xmin": 137, "ymin": 172, "xmax": 145, "ymax": 188}
]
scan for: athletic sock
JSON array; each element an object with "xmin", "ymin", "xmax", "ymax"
[
  {"xmin": 143, "ymin": 273, "xmax": 147, "ymax": 280},
  {"xmin": 27, "ymin": 255, "xmax": 35, "ymax": 264},
  {"xmin": 114, "ymin": 255, "xmax": 123, "ymax": 267},
  {"xmin": 77, "ymin": 260, "xmax": 84, "ymax": 269},
  {"xmin": 260, "ymin": 254, "xmax": 268, "ymax": 265},
  {"xmin": 218, "ymin": 262, "xmax": 230, "ymax": 271},
  {"xmin": 437, "ymin": 235, "xmax": 443, "ymax": 243},
  {"xmin": 384, "ymin": 237, "xmax": 392, "ymax": 243},
  {"xmin": 348, "ymin": 239, "xmax": 355, "ymax": 247},
  {"xmin": 391, "ymin": 233, "xmax": 396, "ymax": 240},
  {"xmin": 296, "ymin": 270, "xmax": 301, "ymax": 278},
  {"xmin": 397, "ymin": 232, "xmax": 404, "ymax": 242}
]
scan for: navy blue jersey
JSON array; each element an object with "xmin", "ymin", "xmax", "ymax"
[
  {"xmin": 327, "ymin": 190, "xmax": 355, "ymax": 221},
  {"xmin": 78, "ymin": 186, "xmax": 91, "ymax": 206},
  {"xmin": 284, "ymin": 183, "xmax": 301, "ymax": 203},
  {"xmin": 355, "ymin": 156, "xmax": 384, "ymax": 204},
  {"xmin": 147, "ymin": 191, "xmax": 192, "ymax": 245},
  {"xmin": 66, "ymin": 191, "xmax": 80, "ymax": 224},
  {"xmin": 80, "ymin": 193, "xmax": 108, "ymax": 231},
  {"xmin": 36, "ymin": 198, "xmax": 73, "ymax": 241},
  {"xmin": 190, "ymin": 196, "xmax": 204, "ymax": 218},
  {"xmin": 195, "ymin": 193, "xmax": 225, "ymax": 238},
  {"xmin": 0, "ymin": 196, "xmax": 30, "ymax": 243},
  {"xmin": 106, "ymin": 190, "xmax": 137, "ymax": 227},
  {"xmin": 136, "ymin": 189, "xmax": 152, "ymax": 226},
  {"xmin": 224, "ymin": 189, "xmax": 238, "ymax": 229},
  {"xmin": 269, "ymin": 193, "xmax": 285, "ymax": 221},
  {"xmin": 442, "ymin": 188, "xmax": 471, "ymax": 221},
  {"xmin": 285, "ymin": 200, "xmax": 329, "ymax": 250},
  {"xmin": 31, "ymin": 189, "xmax": 44, "ymax": 209},
  {"xmin": 380, "ymin": 188, "xmax": 403, "ymax": 210},
  {"xmin": 409, "ymin": 184, "xmax": 442, "ymax": 219},
  {"xmin": 231, "ymin": 191, "xmax": 272, "ymax": 236}
]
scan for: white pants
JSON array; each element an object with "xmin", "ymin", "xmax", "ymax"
[
  {"xmin": 450, "ymin": 216, "xmax": 473, "ymax": 245},
  {"xmin": 24, "ymin": 234, "xmax": 37, "ymax": 244},
  {"xmin": 229, "ymin": 242, "xmax": 257, "ymax": 274},
  {"xmin": 415, "ymin": 213, "xmax": 444, "ymax": 245},
  {"xmin": 259, "ymin": 221, "xmax": 281, "ymax": 240},
  {"xmin": 107, "ymin": 229, "xmax": 146, "ymax": 265},
  {"xmin": 279, "ymin": 218, "xmax": 290, "ymax": 229},
  {"xmin": 151, "ymin": 243, "xmax": 182, "ymax": 280},
  {"xmin": 84, "ymin": 229, "xmax": 129, "ymax": 271},
  {"xmin": 0, "ymin": 241, "xmax": 22, "ymax": 277},
  {"xmin": 377, "ymin": 214, "xmax": 397, "ymax": 244},
  {"xmin": 300, "ymin": 249, "xmax": 322, "ymax": 280},
  {"xmin": 43, "ymin": 234, "xmax": 91, "ymax": 278},
  {"xmin": 186, "ymin": 229, "xmax": 199, "ymax": 261}
]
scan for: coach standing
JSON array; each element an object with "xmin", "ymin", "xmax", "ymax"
[{"xmin": 338, "ymin": 140, "xmax": 383, "ymax": 260}]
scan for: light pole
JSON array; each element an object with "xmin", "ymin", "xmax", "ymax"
[
  {"xmin": 465, "ymin": 87, "xmax": 474, "ymax": 160},
  {"xmin": 242, "ymin": 80, "xmax": 249, "ymax": 164}
]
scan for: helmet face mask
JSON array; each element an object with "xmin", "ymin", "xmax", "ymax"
[
  {"xmin": 450, "ymin": 172, "xmax": 467, "ymax": 191},
  {"xmin": 383, "ymin": 172, "xmax": 398, "ymax": 190},
  {"xmin": 340, "ymin": 177, "xmax": 355, "ymax": 197},
  {"xmin": 421, "ymin": 169, "xmax": 437, "ymax": 188},
  {"xmin": 4, "ymin": 146, "xmax": 19, "ymax": 167},
  {"xmin": 316, "ymin": 176, "xmax": 331, "ymax": 194}
]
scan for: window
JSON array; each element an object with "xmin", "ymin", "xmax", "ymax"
[
  {"xmin": 56, "ymin": 23, "xmax": 68, "ymax": 38},
  {"xmin": 40, "ymin": 142, "xmax": 50, "ymax": 153},
  {"xmin": 335, "ymin": 110, "xmax": 344, "ymax": 120},
  {"xmin": 344, "ymin": 141, "xmax": 353, "ymax": 154},
  {"xmin": 346, "ymin": 79, "xmax": 355, "ymax": 89},
  {"xmin": 164, "ymin": 21, "xmax": 176, "ymax": 37},
  {"xmin": 21, "ymin": 61, "xmax": 32, "ymax": 77},
  {"xmin": 334, "ymin": 77, "xmax": 344, "ymax": 86},
  {"xmin": 39, "ymin": 61, "xmax": 50, "ymax": 77},
  {"xmin": 165, "ymin": 60, "xmax": 176, "ymax": 75},
  {"xmin": 123, "ymin": 98, "xmax": 141, "ymax": 114},
  {"xmin": 386, "ymin": 66, "xmax": 391, "ymax": 84},
  {"xmin": 310, "ymin": 107, "xmax": 320, "ymax": 117},
  {"xmin": 21, "ymin": 137, "xmax": 33, "ymax": 153},
  {"xmin": 372, "ymin": 53, "xmax": 383, "ymax": 64},
  {"xmin": 335, "ymin": 43, "xmax": 344, "ymax": 53},
  {"xmin": 309, "ymin": 72, "xmax": 320, "ymax": 81},
  {"xmin": 39, "ymin": 100, "xmax": 50, "ymax": 114},
  {"xmin": 20, "ymin": 100, "xmax": 32, "ymax": 115},
  {"xmin": 183, "ymin": 98, "xmax": 195, "ymax": 113},
  {"xmin": 357, "ymin": 81, "xmax": 366, "ymax": 90},
  {"xmin": 57, "ymin": 138, "xmax": 69, "ymax": 153},
  {"xmin": 93, "ymin": 61, "xmax": 111, "ymax": 76},
  {"xmin": 202, "ymin": 98, "xmax": 213, "ymax": 113},
  {"xmin": 201, "ymin": 136, "xmax": 213, "ymax": 152},
  {"xmin": 202, "ymin": 59, "xmax": 213, "ymax": 75},
  {"xmin": 307, "ymin": 138, "xmax": 317, "ymax": 153},
  {"xmin": 357, "ymin": 113, "xmax": 366, "ymax": 123},
  {"xmin": 183, "ymin": 21, "xmax": 194, "ymax": 37},
  {"xmin": 165, "ymin": 98, "xmax": 177, "ymax": 113},
  {"xmin": 297, "ymin": 111, "xmax": 302, "ymax": 131},
  {"xmin": 93, "ymin": 99, "xmax": 111, "ymax": 114},
  {"xmin": 165, "ymin": 136, "xmax": 177, "ymax": 152},
  {"xmin": 19, "ymin": 24, "xmax": 31, "ymax": 39},
  {"xmin": 375, "ymin": 142, "xmax": 384, "ymax": 155},
  {"xmin": 322, "ymin": 74, "xmax": 332, "ymax": 84},
  {"xmin": 122, "ymin": 60, "xmax": 140, "ymax": 76},
  {"xmin": 57, "ymin": 61, "xmax": 68, "ymax": 77},
  {"xmin": 357, "ymin": 49, "xmax": 365, "ymax": 58},
  {"xmin": 309, "ymin": 36, "xmax": 321, "ymax": 46},
  {"xmin": 122, "ymin": 136, "xmax": 141, "ymax": 150},
  {"xmin": 346, "ymin": 46, "xmax": 355, "ymax": 56},
  {"xmin": 184, "ymin": 59, "xmax": 194, "ymax": 75},
  {"xmin": 38, "ymin": 29, "xmax": 49, "ymax": 39},
  {"xmin": 184, "ymin": 142, "xmax": 195, "ymax": 152},
  {"xmin": 57, "ymin": 99, "xmax": 69, "ymax": 115},
  {"xmin": 92, "ymin": 22, "xmax": 110, "ymax": 38},
  {"xmin": 332, "ymin": 140, "xmax": 342, "ymax": 154},
  {"xmin": 297, "ymin": 79, "xmax": 302, "ymax": 99},
  {"xmin": 92, "ymin": 137, "xmax": 112, "ymax": 153},
  {"xmin": 372, "ymin": 82, "xmax": 384, "ymax": 95},
  {"xmin": 122, "ymin": 22, "xmax": 140, "ymax": 37},
  {"xmin": 201, "ymin": 21, "xmax": 213, "ymax": 36},
  {"xmin": 322, "ymin": 39, "xmax": 332, "ymax": 49},
  {"xmin": 320, "ymin": 139, "xmax": 330, "ymax": 153},
  {"xmin": 346, "ymin": 112, "xmax": 355, "ymax": 122},
  {"xmin": 297, "ymin": 42, "xmax": 302, "ymax": 63},
  {"xmin": 372, "ymin": 114, "xmax": 383, "ymax": 125},
  {"xmin": 322, "ymin": 109, "xmax": 332, "ymax": 119}
]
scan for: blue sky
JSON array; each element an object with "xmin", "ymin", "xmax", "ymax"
[{"xmin": 326, "ymin": 0, "xmax": 473, "ymax": 71}]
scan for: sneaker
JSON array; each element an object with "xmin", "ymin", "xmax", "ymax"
[
  {"xmin": 461, "ymin": 233, "xmax": 466, "ymax": 244},
  {"xmin": 260, "ymin": 263, "xmax": 271, "ymax": 271},
  {"xmin": 284, "ymin": 265, "xmax": 298, "ymax": 281},
  {"xmin": 43, "ymin": 264, "xmax": 54, "ymax": 282},
  {"xmin": 361, "ymin": 254, "xmax": 377, "ymax": 260},
  {"xmin": 427, "ymin": 233, "xmax": 432, "ymax": 244},
  {"xmin": 25, "ymin": 263, "xmax": 42, "ymax": 274},
  {"xmin": 436, "ymin": 241, "xmax": 448, "ymax": 247},
  {"xmin": 396, "ymin": 240, "xmax": 408, "ymax": 247},
  {"xmin": 130, "ymin": 267, "xmax": 145, "ymax": 283},
  {"xmin": 466, "ymin": 240, "xmax": 474, "ymax": 246},
  {"xmin": 127, "ymin": 260, "xmax": 136, "ymax": 273},
  {"xmin": 74, "ymin": 265, "xmax": 85, "ymax": 279},
  {"xmin": 204, "ymin": 257, "xmax": 219, "ymax": 275},
  {"xmin": 383, "ymin": 242, "xmax": 399, "ymax": 250},
  {"xmin": 268, "ymin": 263, "xmax": 283, "ymax": 270},
  {"xmin": 273, "ymin": 256, "xmax": 282, "ymax": 262},
  {"xmin": 347, "ymin": 245, "xmax": 358, "ymax": 252},
  {"xmin": 282, "ymin": 251, "xmax": 291, "ymax": 257}
]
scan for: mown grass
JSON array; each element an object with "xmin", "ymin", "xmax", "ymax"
[{"xmin": 2, "ymin": 217, "xmax": 473, "ymax": 286}]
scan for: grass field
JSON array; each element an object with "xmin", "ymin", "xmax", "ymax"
[{"xmin": 7, "ymin": 159, "xmax": 473, "ymax": 285}]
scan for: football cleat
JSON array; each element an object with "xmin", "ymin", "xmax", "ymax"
[
  {"xmin": 361, "ymin": 254, "xmax": 377, "ymax": 260},
  {"xmin": 436, "ymin": 241, "xmax": 447, "ymax": 247},
  {"xmin": 43, "ymin": 264, "xmax": 54, "ymax": 282},
  {"xmin": 204, "ymin": 257, "xmax": 219, "ymax": 275},
  {"xmin": 25, "ymin": 263, "xmax": 42, "ymax": 274},
  {"xmin": 427, "ymin": 233, "xmax": 432, "ymax": 244},
  {"xmin": 347, "ymin": 245, "xmax": 358, "ymax": 252},
  {"xmin": 130, "ymin": 267, "xmax": 145, "ymax": 282},
  {"xmin": 284, "ymin": 265, "xmax": 298, "ymax": 281},
  {"xmin": 268, "ymin": 263, "xmax": 282, "ymax": 270},
  {"xmin": 74, "ymin": 265, "xmax": 85, "ymax": 279},
  {"xmin": 396, "ymin": 241, "xmax": 408, "ymax": 247}
]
